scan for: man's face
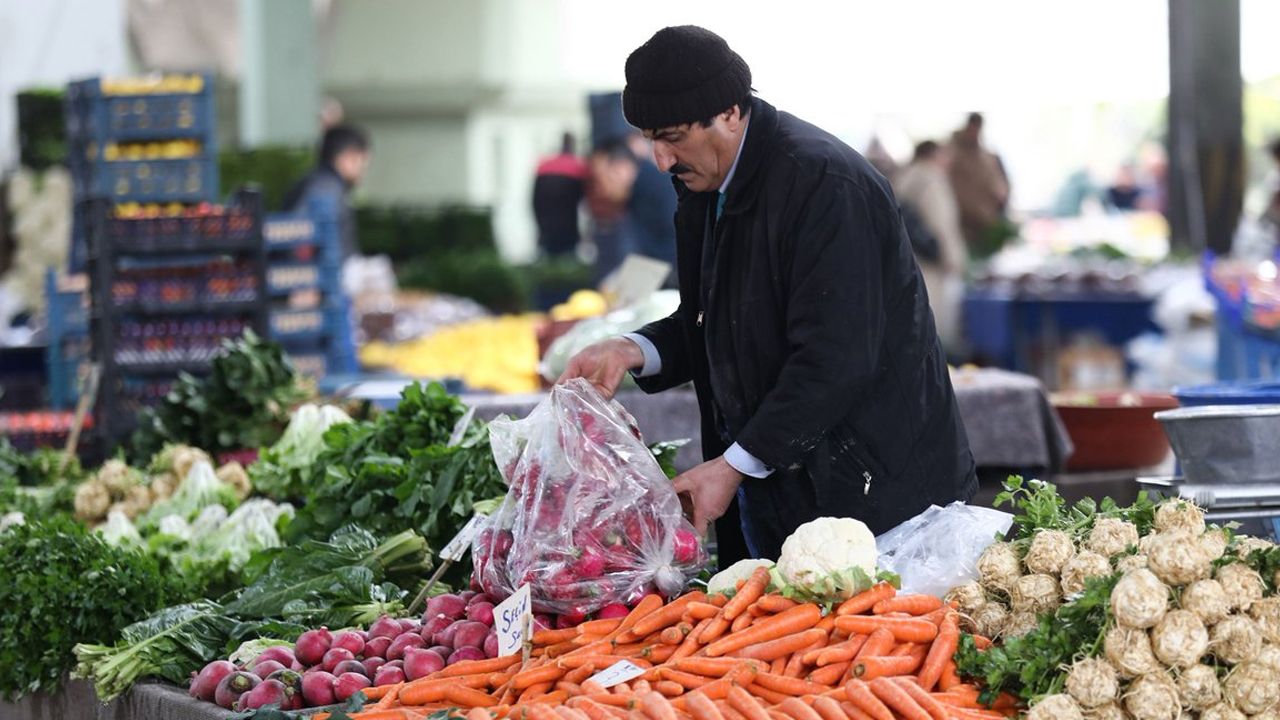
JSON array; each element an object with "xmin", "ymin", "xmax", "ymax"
[
  {"xmin": 335, "ymin": 149, "xmax": 371, "ymax": 186},
  {"xmin": 644, "ymin": 106, "xmax": 746, "ymax": 193}
]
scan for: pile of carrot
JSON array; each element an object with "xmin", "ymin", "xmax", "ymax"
[{"xmin": 313, "ymin": 568, "xmax": 1017, "ymax": 720}]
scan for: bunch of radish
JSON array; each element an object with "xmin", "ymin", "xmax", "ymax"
[{"xmin": 188, "ymin": 591, "xmax": 513, "ymax": 711}]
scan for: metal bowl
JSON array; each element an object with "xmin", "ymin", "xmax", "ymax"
[{"xmin": 1154, "ymin": 404, "xmax": 1280, "ymax": 484}]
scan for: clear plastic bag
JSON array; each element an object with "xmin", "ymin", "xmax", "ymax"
[
  {"xmin": 473, "ymin": 378, "xmax": 707, "ymax": 616},
  {"xmin": 875, "ymin": 502, "xmax": 1014, "ymax": 597}
]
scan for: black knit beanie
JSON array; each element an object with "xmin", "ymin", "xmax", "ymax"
[{"xmin": 622, "ymin": 26, "xmax": 752, "ymax": 131}]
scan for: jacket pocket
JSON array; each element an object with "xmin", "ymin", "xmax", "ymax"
[{"xmin": 829, "ymin": 424, "xmax": 887, "ymax": 501}]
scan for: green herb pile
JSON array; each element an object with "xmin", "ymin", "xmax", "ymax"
[
  {"xmin": 0, "ymin": 441, "xmax": 82, "ymax": 518},
  {"xmin": 0, "ymin": 517, "xmax": 196, "ymax": 700}
]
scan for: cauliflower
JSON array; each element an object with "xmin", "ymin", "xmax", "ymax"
[
  {"xmin": 707, "ymin": 559, "xmax": 775, "ymax": 596},
  {"xmin": 776, "ymin": 517, "xmax": 878, "ymax": 599}
]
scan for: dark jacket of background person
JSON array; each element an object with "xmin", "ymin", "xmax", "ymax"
[
  {"xmin": 532, "ymin": 142, "xmax": 588, "ymax": 256},
  {"xmin": 632, "ymin": 98, "xmax": 978, "ymax": 559}
]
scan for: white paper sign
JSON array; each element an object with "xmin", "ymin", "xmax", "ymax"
[
  {"xmin": 447, "ymin": 406, "xmax": 476, "ymax": 447},
  {"xmin": 439, "ymin": 515, "xmax": 485, "ymax": 562},
  {"xmin": 588, "ymin": 660, "xmax": 646, "ymax": 689},
  {"xmin": 494, "ymin": 584, "xmax": 532, "ymax": 657}
]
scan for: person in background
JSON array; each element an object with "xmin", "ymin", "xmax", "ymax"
[
  {"xmin": 1264, "ymin": 139, "xmax": 1280, "ymax": 231},
  {"xmin": 532, "ymin": 132, "xmax": 588, "ymax": 257},
  {"xmin": 948, "ymin": 113, "xmax": 1009, "ymax": 252},
  {"xmin": 283, "ymin": 124, "xmax": 371, "ymax": 261},
  {"xmin": 1106, "ymin": 164, "xmax": 1142, "ymax": 211},
  {"xmin": 585, "ymin": 139, "xmax": 639, "ymax": 282},
  {"xmin": 893, "ymin": 140, "xmax": 968, "ymax": 354}
]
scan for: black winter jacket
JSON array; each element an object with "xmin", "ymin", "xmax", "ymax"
[{"xmin": 634, "ymin": 98, "xmax": 977, "ymax": 560}]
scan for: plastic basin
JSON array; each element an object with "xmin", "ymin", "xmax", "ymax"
[{"xmin": 1052, "ymin": 391, "xmax": 1179, "ymax": 471}]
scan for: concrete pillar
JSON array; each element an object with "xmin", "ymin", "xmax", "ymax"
[
  {"xmin": 1167, "ymin": 0, "xmax": 1244, "ymax": 254},
  {"xmin": 238, "ymin": 0, "xmax": 318, "ymax": 147}
]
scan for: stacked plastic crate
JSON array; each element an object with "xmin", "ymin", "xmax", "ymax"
[
  {"xmin": 48, "ymin": 73, "xmax": 220, "ymax": 408},
  {"xmin": 262, "ymin": 195, "xmax": 357, "ymax": 379}
]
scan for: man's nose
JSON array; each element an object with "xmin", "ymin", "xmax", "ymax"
[{"xmin": 652, "ymin": 142, "xmax": 677, "ymax": 173}]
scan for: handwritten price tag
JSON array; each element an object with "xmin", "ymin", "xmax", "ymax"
[
  {"xmin": 439, "ymin": 515, "xmax": 485, "ymax": 562},
  {"xmin": 588, "ymin": 660, "xmax": 645, "ymax": 689},
  {"xmin": 494, "ymin": 584, "xmax": 532, "ymax": 657}
]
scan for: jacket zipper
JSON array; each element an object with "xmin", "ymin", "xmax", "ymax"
[
  {"xmin": 696, "ymin": 311, "xmax": 704, "ymax": 327},
  {"xmin": 862, "ymin": 471, "xmax": 873, "ymax": 496}
]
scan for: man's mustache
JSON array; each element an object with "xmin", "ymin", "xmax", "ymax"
[{"xmin": 670, "ymin": 164, "xmax": 693, "ymax": 176}]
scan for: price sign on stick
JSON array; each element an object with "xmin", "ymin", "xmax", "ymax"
[
  {"xmin": 409, "ymin": 514, "xmax": 485, "ymax": 613},
  {"xmin": 494, "ymin": 584, "xmax": 532, "ymax": 657},
  {"xmin": 588, "ymin": 660, "xmax": 646, "ymax": 688}
]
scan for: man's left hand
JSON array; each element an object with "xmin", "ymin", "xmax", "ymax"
[{"xmin": 672, "ymin": 457, "xmax": 744, "ymax": 536}]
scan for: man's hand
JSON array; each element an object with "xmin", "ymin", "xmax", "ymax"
[
  {"xmin": 672, "ymin": 457, "xmax": 744, "ymax": 536},
  {"xmin": 557, "ymin": 337, "xmax": 645, "ymax": 399}
]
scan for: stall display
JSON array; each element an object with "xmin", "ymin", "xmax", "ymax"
[
  {"xmin": 360, "ymin": 314, "xmax": 543, "ymax": 394},
  {"xmin": 1205, "ymin": 252, "xmax": 1280, "ymax": 381}
]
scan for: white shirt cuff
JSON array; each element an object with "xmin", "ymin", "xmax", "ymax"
[
  {"xmin": 724, "ymin": 442, "xmax": 773, "ymax": 478},
  {"xmin": 623, "ymin": 333, "xmax": 662, "ymax": 378}
]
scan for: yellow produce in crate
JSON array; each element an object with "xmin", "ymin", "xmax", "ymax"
[
  {"xmin": 550, "ymin": 289, "xmax": 608, "ymax": 321},
  {"xmin": 360, "ymin": 315, "xmax": 542, "ymax": 394}
]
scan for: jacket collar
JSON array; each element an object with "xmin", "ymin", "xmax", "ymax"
[{"xmin": 670, "ymin": 96, "xmax": 778, "ymax": 213}]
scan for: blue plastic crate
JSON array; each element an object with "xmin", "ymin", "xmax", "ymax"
[
  {"xmin": 71, "ymin": 155, "xmax": 219, "ymax": 203},
  {"xmin": 267, "ymin": 263, "xmax": 324, "ymax": 295},
  {"xmin": 45, "ymin": 270, "xmax": 89, "ymax": 338},
  {"xmin": 1174, "ymin": 380, "xmax": 1280, "ymax": 406},
  {"xmin": 65, "ymin": 75, "xmax": 215, "ymax": 144},
  {"xmin": 46, "ymin": 341, "xmax": 90, "ymax": 410}
]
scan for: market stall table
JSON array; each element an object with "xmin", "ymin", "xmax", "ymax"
[{"xmin": 0, "ymin": 679, "xmax": 226, "ymax": 720}]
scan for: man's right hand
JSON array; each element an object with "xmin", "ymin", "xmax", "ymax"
[{"xmin": 557, "ymin": 337, "xmax": 646, "ymax": 400}]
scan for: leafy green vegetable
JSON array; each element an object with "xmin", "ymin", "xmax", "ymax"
[
  {"xmin": 1244, "ymin": 545, "xmax": 1280, "ymax": 594},
  {"xmin": 130, "ymin": 331, "xmax": 308, "ymax": 462},
  {"xmin": 227, "ymin": 526, "xmax": 429, "ymax": 627},
  {"xmin": 955, "ymin": 573, "xmax": 1119, "ymax": 705},
  {"xmin": 766, "ymin": 567, "xmax": 900, "ymax": 609},
  {"xmin": 650, "ymin": 440, "xmax": 689, "ymax": 480},
  {"xmin": 250, "ymin": 404, "xmax": 352, "ymax": 500},
  {"xmin": 284, "ymin": 383, "xmax": 506, "ymax": 585},
  {"xmin": 995, "ymin": 475, "xmax": 1157, "ymax": 543},
  {"xmin": 0, "ymin": 517, "xmax": 196, "ymax": 700},
  {"xmin": 138, "ymin": 460, "xmax": 239, "ymax": 530},
  {"xmin": 0, "ymin": 440, "xmax": 82, "ymax": 518}
]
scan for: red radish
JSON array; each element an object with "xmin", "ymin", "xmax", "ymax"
[
  {"xmin": 236, "ymin": 678, "xmax": 289, "ymax": 711},
  {"xmin": 597, "ymin": 603, "xmax": 630, "ymax": 620},
  {"xmin": 427, "ymin": 645, "xmax": 453, "ymax": 662},
  {"xmin": 387, "ymin": 633, "xmax": 426, "ymax": 660},
  {"xmin": 265, "ymin": 669, "xmax": 303, "ymax": 697},
  {"xmin": 332, "ymin": 660, "xmax": 367, "ymax": 677},
  {"xmin": 452, "ymin": 621, "xmax": 489, "ymax": 650},
  {"xmin": 364, "ymin": 636, "xmax": 392, "ymax": 659},
  {"xmin": 301, "ymin": 671, "xmax": 337, "ymax": 706},
  {"xmin": 331, "ymin": 630, "xmax": 365, "ymax": 657},
  {"xmin": 384, "ymin": 660, "xmax": 404, "ymax": 671},
  {"xmin": 673, "ymin": 529, "xmax": 699, "ymax": 564},
  {"xmin": 466, "ymin": 602, "xmax": 495, "ymax": 625},
  {"xmin": 572, "ymin": 548, "xmax": 606, "ymax": 579},
  {"xmin": 189, "ymin": 660, "xmax": 237, "ymax": 701},
  {"xmin": 426, "ymin": 594, "xmax": 467, "ymax": 620},
  {"xmin": 252, "ymin": 660, "xmax": 286, "ymax": 680},
  {"xmin": 436, "ymin": 620, "xmax": 464, "ymax": 648},
  {"xmin": 404, "ymin": 648, "xmax": 446, "ymax": 680},
  {"xmin": 483, "ymin": 632, "xmax": 499, "ymax": 658},
  {"xmin": 533, "ymin": 614, "xmax": 554, "ymax": 632},
  {"xmin": 321, "ymin": 647, "xmax": 355, "ymax": 673},
  {"xmin": 361, "ymin": 656, "xmax": 387, "ymax": 677},
  {"xmin": 333, "ymin": 672, "xmax": 371, "ymax": 702},
  {"xmin": 469, "ymin": 574, "xmax": 483, "ymax": 592},
  {"xmin": 556, "ymin": 612, "xmax": 584, "ymax": 630},
  {"xmin": 420, "ymin": 614, "xmax": 451, "ymax": 643},
  {"xmin": 449, "ymin": 647, "xmax": 486, "ymax": 665},
  {"xmin": 252, "ymin": 646, "xmax": 297, "ymax": 669},
  {"xmin": 294, "ymin": 628, "xmax": 333, "ymax": 667},
  {"xmin": 460, "ymin": 590, "xmax": 479, "ymax": 602},
  {"xmin": 374, "ymin": 665, "xmax": 406, "ymax": 686},
  {"xmin": 470, "ymin": 593, "xmax": 495, "ymax": 606},
  {"xmin": 215, "ymin": 671, "xmax": 260, "ymax": 709},
  {"xmin": 398, "ymin": 619, "xmax": 418, "ymax": 635},
  {"xmin": 368, "ymin": 615, "xmax": 402, "ymax": 640}
]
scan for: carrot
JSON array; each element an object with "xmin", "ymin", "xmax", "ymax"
[
  {"xmin": 706, "ymin": 604, "xmax": 823, "ymax": 657},
  {"xmin": 736, "ymin": 628, "xmax": 828, "ymax": 662},
  {"xmin": 768, "ymin": 711, "xmax": 790, "ymax": 720},
  {"xmin": 557, "ymin": 681, "xmax": 585, "ymax": 696},
  {"xmin": 835, "ymin": 583, "xmax": 896, "ymax": 616},
  {"xmin": 528, "ymin": 705, "xmax": 561, "ymax": 720},
  {"xmin": 778, "ymin": 697, "xmax": 824, "ymax": 720},
  {"xmin": 400, "ymin": 676, "xmax": 489, "ymax": 705},
  {"xmin": 348, "ymin": 712, "xmax": 416, "ymax": 720},
  {"xmin": 557, "ymin": 707, "xmax": 591, "ymax": 720},
  {"xmin": 687, "ymin": 602, "xmax": 723, "ymax": 621},
  {"xmin": 949, "ymin": 710, "xmax": 1010, "ymax": 720},
  {"xmin": 446, "ymin": 685, "xmax": 498, "ymax": 708},
  {"xmin": 717, "ymin": 701, "xmax": 747, "ymax": 720},
  {"xmin": 671, "ymin": 657, "xmax": 745, "ymax": 677},
  {"xmin": 666, "ymin": 617, "xmax": 710, "ymax": 661},
  {"xmin": 698, "ymin": 616, "xmax": 732, "ymax": 644},
  {"xmin": 748, "ymin": 603, "xmax": 770, "ymax": 618},
  {"xmin": 727, "ymin": 687, "xmax": 772, "ymax": 720},
  {"xmin": 810, "ymin": 696, "xmax": 848, "ymax": 720},
  {"xmin": 532, "ymin": 690, "xmax": 570, "ymax": 705},
  {"xmin": 627, "ymin": 592, "xmax": 708, "ymax": 640},
  {"xmin": 839, "ymin": 701, "xmax": 875, "ymax": 720},
  {"xmin": 853, "ymin": 629, "xmax": 895, "ymax": 662},
  {"xmin": 916, "ymin": 612, "xmax": 959, "ymax": 692},
  {"xmin": 442, "ymin": 655, "xmax": 526, "ymax": 678},
  {"xmin": 815, "ymin": 614, "xmax": 837, "ymax": 633},
  {"xmin": 852, "ymin": 655, "xmax": 921, "ymax": 680},
  {"xmin": 661, "ymin": 668, "xmax": 713, "ymax": 690},
  {"xmin": 843, "ymin": 680, "xmax": 895, "ymax": 720},
  {"xmin": 871, "ymin": 595, "xmax": 943, "ymax": 617},
  {"xmin": 566, "ymin": 664, "xmax": 600, "ymax": 685},
  {"xmin": 559, "ymin": 655, "xmax": 635, "ymax": 670},
  {"xmin": 937, "ymin": 661, "xmax": 961, "ymax": 692},
  {"xmin": 722, "ymin": 567, "xmax": 771, "ymax": 621},
  {"xmin": 534, "ymin": 627, "xmax": 581, "ymax": 645},
  {"xmin": 513, "ymin": 664, "xmax": 567, "ymax": 691},
  {"xmin": 361, "ymin": 683, "xmax": 401, "ymax": 701},
  {"xmin": 813, "ymin": 636, "xmax": 867, "ymax": 666},
  {"xmin": 590, "ymin": 693, "xmax": 640, "ymax": 708},
  {"xmin": 756, "ymin": 595, "xmax": 799, "ymax": 614},
  {"xmin": 576, "ymin": 618, "xmax": 624, "ymax": 636},
  {"xmin": 686, "ymin": 692, "xmax": 726, "ymax": 720},
  {"xmin": 806, "ymin": 661, "xmax": 850, "ymax": 686},
  {"xmin": 660, "ymin": 626, "xmax": 687, "ymax": 645},
  {"xmin": 769, "ymin": 657, "xmax": 788, "ymax": 676},
  {"xmin": 889, "ymin": 677, "xmax": 950, "ymax": 720},
  {"xmin": 731, "ymin": 612, "xmax": 754, "ymax": 634},
  {"xmin": 654, "ymin": 680, "xmax": 685, "ymax": 698},
  {"xmin": 866, "ymin": 678, "xmax": 930, "ymax": 720},
  {"xmin": 932, "ymin": 691, "xmax": 981, "ymax": 709},
  {"xmin": 691, "ymin": 677, "xmax": 734, "ymax": 702},
  {"xmin": 834, "ymin": 616, "xmax": 937, "ymax": 644},
  {"xmin": 709, "ymin": 593, "xmax": 730, "ymax": 608},
  {"xmin": 753, "ymin": 672, "xmax": 829, "ymax": 697},
  {"xmin": 575, "ymin": 698, "xmax": 625, "ymax": 720},
  {"xmin": 641, "ymin": 691, "xmax": 679, "ymax": 720}
]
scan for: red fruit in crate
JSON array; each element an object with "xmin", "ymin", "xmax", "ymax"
[
  {"xmin": 571, "ymin": 548, "xmax": 606, "ymax": 579},
  {"xmin": 494, "ymin": 530, "xmax": 514, "ymax": 556},
  {"xmin": 673, "ymin": 528, "xmax": 700, "ymax": 565}
]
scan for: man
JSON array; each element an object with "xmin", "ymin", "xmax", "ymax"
[
  {"xmin": 283, "ymin": 124, "xmax": 371, "ymax": 261},
  {"xmin": 947, "ymin": 113, "xmax": 1009, "ymax": 253},
  {"xmin": 893, "ymin": 141, "xmax": 968, "ymax": 354},
  {"xmin": 560, "ymin": 26, "xmax": 977, "ymax": 565},
  {"xmin": 532, "ymin": 132, "xmax": 588, "ymax": 257}
]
